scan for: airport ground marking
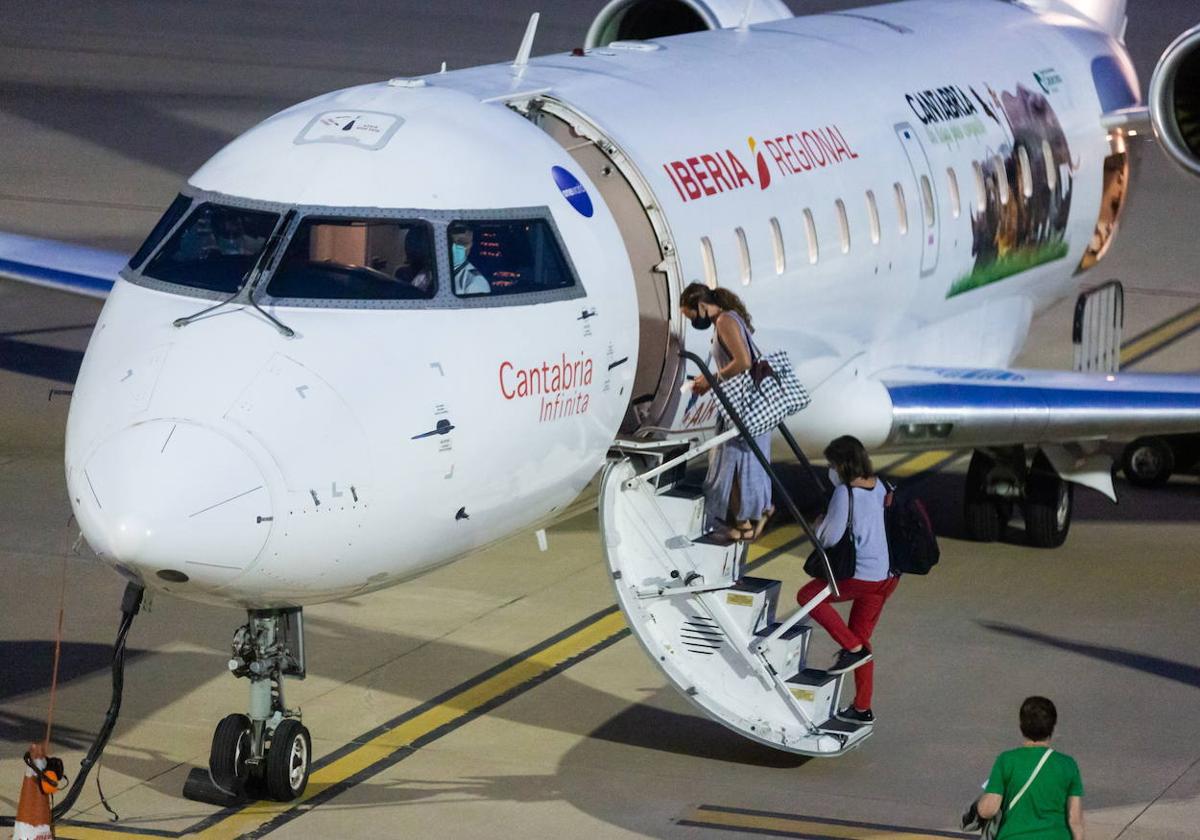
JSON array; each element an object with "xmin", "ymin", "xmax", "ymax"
[
  {"xmin": 1119, "ymin": 302, "xmax": 1200, "ymax": 367},
  {"xmin": 678, "ymin": 804, "xmax": 974, "ymax": 840},
  {"xmin": 53, "ymin": 306, "xmax": 1196, "ymax": 838}
]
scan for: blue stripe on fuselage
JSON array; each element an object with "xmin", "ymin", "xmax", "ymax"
[
  {"xmin": 887, "ymin": 382, "xmax": 1200, "ymax": 412},
  {"xmin": 0, "ymin": 256, "xmax": 116, "ymax": 296}
]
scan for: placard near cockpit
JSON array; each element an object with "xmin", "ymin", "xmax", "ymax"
[{"xmin": 294, "ymin": 111, "xmax": 405, "ymax": 151}]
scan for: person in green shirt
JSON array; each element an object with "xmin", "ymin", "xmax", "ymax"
[{"xmin": 977, "ymin": 696, "xmax": 1085, "ymax": 840}]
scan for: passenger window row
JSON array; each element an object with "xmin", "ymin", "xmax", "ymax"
[{"xmin": 696, "ymin": 142, "xmax": 1062, "ymax": 289}]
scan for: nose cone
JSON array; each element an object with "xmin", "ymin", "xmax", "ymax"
[{"xmin": 73, "ymin": 421, "xmax": 273, "ymax": 588}]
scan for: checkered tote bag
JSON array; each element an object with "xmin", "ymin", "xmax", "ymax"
[{"xmin": 714, "ymin": 340, "xmax": 811, "ymax": 437}]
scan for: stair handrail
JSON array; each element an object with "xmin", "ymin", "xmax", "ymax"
[{"xmin": 680, "ymin": 350, "xmax": 840, "ymax": 598}]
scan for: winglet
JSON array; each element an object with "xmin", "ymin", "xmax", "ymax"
[{"xmin": 512, "ymin": 12, "xmax": 540, "ymax": 76}]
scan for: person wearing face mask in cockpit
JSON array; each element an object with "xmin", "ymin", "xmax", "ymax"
[
  {"xmin": 449, "ymin": 223, "xmax": 490, "ymax": 296},
  {"xmin": 679, "ymin": 282, "xmax": 774, "ymax": 543}
]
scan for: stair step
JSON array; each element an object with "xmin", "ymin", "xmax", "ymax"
[
  {"xmin": 694, "ymin": 532, "xmax": 735, "ymax": 547},
  {"xmin": 662, "ymin": 483, "xmax": 705, "ymax": 501},
  {"xmin": 787, "ymin": 668, "xmax": 837, "ymax": 688},
  {"xmin": 818, "ymin": 716, "xmax": 872, "ymax": 735},
  {"xmin": 754, "ymin": 621, "xmax": 810, "ymax": 640}
]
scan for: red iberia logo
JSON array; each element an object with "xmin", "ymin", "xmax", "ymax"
[{"xmin": 663, "ymin": 124, "xmax": 859, "ymax": 203}]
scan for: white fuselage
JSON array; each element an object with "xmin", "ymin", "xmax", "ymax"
[{"xmin": 64, "ymin": 1, "xmax": 1134, "ymax": 607}]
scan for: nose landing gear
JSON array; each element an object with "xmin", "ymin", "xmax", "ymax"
[{"xmin": 189, "ymin": 608, "xmax": 310, "ymax": 803}]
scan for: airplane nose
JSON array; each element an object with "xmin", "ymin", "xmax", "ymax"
[{"xmin": 74, "ymin": 421, "xmax": 273, "ymax": 587}]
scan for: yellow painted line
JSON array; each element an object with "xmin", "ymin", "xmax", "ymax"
[
  {"xmin": 887, "ymin": 450, "xmax": 959, "ymax": 477},
  {"xmin": 1120, "ymin": 303, "xmax": 1200, "ymax": 365},
  {"xmin": 681, "ymin": 806, "xmax": 970, "ymax": 840},
  {"xmin": 193, "ymin": 610, "xmax": 628, "ymax": 840},
  {"xmin": 56, "ymin": 828, "xmax": 155, "ymax": 840}
]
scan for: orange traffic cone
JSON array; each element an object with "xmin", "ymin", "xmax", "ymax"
[{"xmin": 12, "ymin": 744, "xmax": 54, "ymax": 840}]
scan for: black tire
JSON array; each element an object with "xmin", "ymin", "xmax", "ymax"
[
  {"xmin": 1121, "ymin": 437, "xmax": 1175, "ymax": 487},
  {"xmin": 209, "ymin": 713, "xmax": 252, "ymax": 795},
  {"xmin": 1025, "ymin": 455, "xmax": 1072, "ymax": 548},
  {"xmin": 964, "ymin": 451, "xmax": 1003, "ymax": 542},
  {"xmin": 265, "ymin": 719, "xmax": 311, "ymax": 801}
]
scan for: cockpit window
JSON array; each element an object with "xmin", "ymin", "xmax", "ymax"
[
  {"xmin": 128, "ymin": 193, "xmax": 191, "ymax": 270},
  {"xmin": 266, "ymin": 218, "xmax": 436, "ymax": 300},
  {"xmin": 448, "ymin": 219, "xmax": 575, "ymax": 298},
  {"xmin": 142, "ymin": 203, "xmax": 279, "ymax": 293}
]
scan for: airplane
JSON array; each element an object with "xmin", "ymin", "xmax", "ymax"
[{"xmin": 3, "ymin": 0, "xmax": 1200, "ymax": 799}]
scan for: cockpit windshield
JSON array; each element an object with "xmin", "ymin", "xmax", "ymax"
[
  {"xmin": 266, "ymin": 218, "xmax": 436, "ymax": 300},
  {"xmin": 142, "ymin": 203, "xmax": 279, "ymax": 293},
  {"xmin": 448, "ymin": 219, "xmax": 575, "ymax": 298},
  {"xmin": 126, "ymin": 196, "xmax": 582, "ymax": 308}
]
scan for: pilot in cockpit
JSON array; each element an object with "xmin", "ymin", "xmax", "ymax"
[
  {"xmin": 396, "ymin": 230, "xmax": 434, "ymax": 297},
  {"xmin": 449, "ymin": 223, "xmax": 490, "ymax": 296}
]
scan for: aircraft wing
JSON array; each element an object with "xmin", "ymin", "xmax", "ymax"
[
  {"xmin": 878, "ymin": 365, "xmax": 1200, "ymax": 451},
  {"xmin": 0, "ymin": 232, "xmax": 122, "ymax": 299}
]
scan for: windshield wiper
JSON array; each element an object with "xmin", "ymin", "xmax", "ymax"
[{"xmin": 173, "ymin": 210, "xmax": 297, "ymax": 337}]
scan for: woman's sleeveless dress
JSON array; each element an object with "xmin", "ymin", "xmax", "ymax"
[{"xmin": 703, "ymin": 311, "xmax": 773, "ymax": 527}]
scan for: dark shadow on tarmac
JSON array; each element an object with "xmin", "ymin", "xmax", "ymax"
[
  {"xmin": 0, "ymin": 641, "xmax": 147, "ymax": 703},
  {"xmin": 589, "ymin": 700, "xmax": 811, "ymax": 768},
  {"xmin": 980, "ymin": 622, "xmax": 1200, "ymax": 689},
  {"xmin": 0, "ymin": 337, "xmax": 83, "ymax": 383}
]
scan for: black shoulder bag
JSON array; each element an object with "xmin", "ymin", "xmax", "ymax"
[{"xmin": 804, "ymin": 487, "xmax": 857, "ymax": 581}]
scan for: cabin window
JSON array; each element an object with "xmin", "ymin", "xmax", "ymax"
[
  {"xmin": 267, "ymin": 218, "xmax": 439, "ymax": 300},
  {"xmin": 701, "ymin": 236, "xmax": 717, "ymax": 288},
  {"xmin": 1043, "ymin": 140, "xmax": 1058, "ymax": 192},
  {"xmin": 946, "ymin": 167, "xmax": 961, "ymax": 219},
  {"xmin": 769, "ymin": 216, "xmax": 786, "ymax": 274},
  {"xmin": 919, "ymin": 175, "xmax": 935, "ymax": 229},
  {"xmin": 802, "ymin": 208, "xmax": 819, "ymax": 264},
  {"xmin": 893, "ymin": 183, "xmax": 909, "ymax": 235},
  {"xmin": 735, "ymin": 226, "xmax": 751, "ymax": 285},
  {"xmin": 835, "ymin": 199, "xmax": 851, "ymax": 253},
  {"xmin": 865, "ymin": 191, "xmax": 881, "ymax": 245},
  {"xmin": 1017, "ymin": 146, "xmax": 1033, "ymax": 198},
  {"xmin": 143, "ymin": 202, "xmax": 280, "ymax": 294},
  {"xmin": 129, "ymin": 194, "xmax": 192, "ymax": 270},
  {"xmin": 972, "ymin": 161, "xmax": 986, "ymax": 212},
  {"xmin": 994, "ymin": 154, "xmax": 1010, "ymax": 205}
]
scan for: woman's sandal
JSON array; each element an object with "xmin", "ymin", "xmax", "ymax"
[
  {"xmin": 749, "ymin": 508, "xmax": 776, "ymax": 542},
  {"xmin": 724, "ymin": 522, "xmax": 756, "ymax": 542}
]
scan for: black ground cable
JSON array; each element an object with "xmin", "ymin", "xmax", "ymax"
[{"xmin": 49, "ymin": 581, "xmax": 144, "ymax": 821}]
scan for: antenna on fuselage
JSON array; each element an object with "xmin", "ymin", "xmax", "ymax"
[{"xmin": 512, "ymin": 12, "xmax": 540, "ymax": 78}]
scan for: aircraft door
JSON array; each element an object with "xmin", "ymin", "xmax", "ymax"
[
  {"xmin": 895, "ymin": 122, "xmax": 940, "ymax": 276},
  {"xmin": 527, "ymin": 102, "xmax": 682, "ymax": 434}
]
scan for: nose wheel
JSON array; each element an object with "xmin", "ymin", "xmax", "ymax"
[{"xmin": 191, "ymin": 608, "xmax": 310, "ymax": 803}]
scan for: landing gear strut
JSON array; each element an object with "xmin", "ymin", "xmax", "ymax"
[
  {"xmin": 205, "ymin": 608, "xmax": 310, "ymax": 801},
  {"xmin": 963, "ymin": 448, "xmax": 1073, "ymax": 548}
]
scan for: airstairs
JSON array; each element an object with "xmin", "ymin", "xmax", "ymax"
[{"xmin": 600, "ymin": 353, "xmax": 873, "ymax": 757}]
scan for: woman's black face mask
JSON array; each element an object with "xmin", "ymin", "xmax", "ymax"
[{"xmin": 690, "ymin": 315, "xmax": 712, "ymax": 330}]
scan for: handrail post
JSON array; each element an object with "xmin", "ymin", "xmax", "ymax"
[{"xmin": 680, "ymin": 351, "xmax": 840, "ymax": 596}]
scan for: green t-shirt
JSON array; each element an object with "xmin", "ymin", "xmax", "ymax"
[{"xmin": 985, "ymin": 747, "xmax": 1083, "ymax": 840}]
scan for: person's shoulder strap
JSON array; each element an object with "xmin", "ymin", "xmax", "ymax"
[
  {"xmin": 1008, "ymin": 748, "xmax": 1054, "ymax": 812},
  {"xmin": 846, "ymin": 485, "xmax": 855, "ymax": 536},
  {"xmin": 722, "ymin": 310, "xmax": 760, "ymax": 362}
]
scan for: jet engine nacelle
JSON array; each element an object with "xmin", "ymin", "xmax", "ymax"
[
  {"xmin": 1149, "ymin": 23, "xmax": 1200, "ymax": 178},
  {"xmin": 585, "ymin": 0, "xmax": 791, "ymax": 48}
]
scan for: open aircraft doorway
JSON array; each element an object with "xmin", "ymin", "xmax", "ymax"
[{"xmin": 522, "ymin": 97, "xmax": 685, "ymax": 434}]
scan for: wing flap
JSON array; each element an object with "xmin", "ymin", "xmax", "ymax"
[
  {"xmin": 0, "ymin": 232, "xmax": 122, "ymax": 299},
  {"xmin": 879, "ymin": 365, "xmax": 1200, "ymax": 450}
]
